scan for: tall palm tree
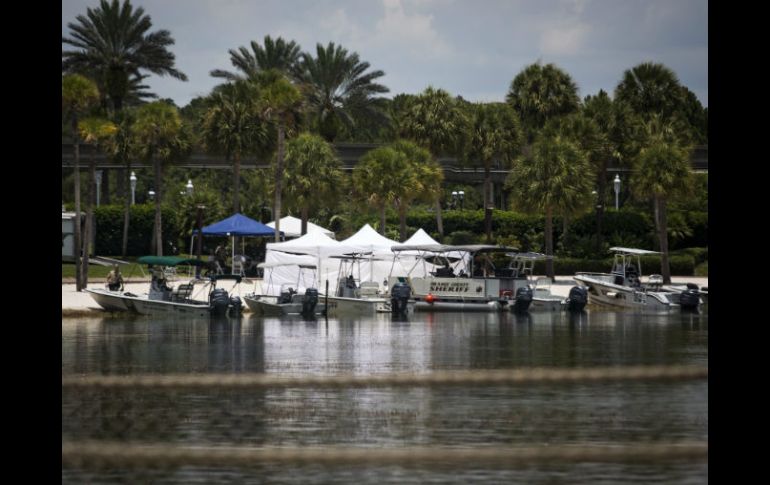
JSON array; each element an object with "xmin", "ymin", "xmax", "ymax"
[
  {"xmin": 506, "ymin": 135, "xmax": 594, "ymax": 277},
  {"xmin": 614, "ymin": 62, "xmax": 685, "ymax": 124},
  {"xmin": 298, "ymin": 42, "xmax": 389, "ymax": 142},
  {"xmin": 210, "ymin": 35, "xmax": 302, "ymax": 82},
  {"xmin": 78, "ymin": 117, "xmax": 118, "ymax": 287},
  {"xmin": 256, "ymin": 71, "xmax": 304, "ymax": 242},
  {"xmin": 464, "ymin": 103, "xmax": 523, "ymax": 242},
  {"xmin": 506, "ymin": 62, "xmax": 580, "ymax": 142},
  {"xmin": 62, "ymin": 0, "xmax": 187, "ymax": 113},
  {"xmin": 62, "ymin": 74, "xmax": 100, "ymax": 291},
  {"xmin": 283, "ymin": 133, "xmax": 344, "ymax": 235},
  {"xmin": 632, "ymin": 117, "xmax": 693, "ymax": 284},
  {"xmin": 399, "ymin": 87, "xmax": 469, "ymax": 238},
  {"xmin": 132, "ymin": 102, "xmax": 183, "ymax": 256},
  {"xmin": 201, "ymin": 81, "xmax": 267, "ymax": 214},
  {"xmin": 390, "ymin": 140, "xmax": 443, "ymax": 241},
  {"xmin": 352, "ymin": 146, "xmax": 409, "ymax": 234}
]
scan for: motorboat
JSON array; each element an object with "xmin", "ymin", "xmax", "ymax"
[
  {"xmin": 508, "ymin": 252, "xmax": 588, "ymax": 313},
  {"xmin": 387, "ymin": 244, "xmax": 534, "ymax": 312},
  {"xmin": 242, "ymin": 262, "xmax": 324, "ymax": 317},
  {"xmin": 573, "ymin": 247, "xmax": 702, "ymax": 311},
  {"xmin": 85, "ymin": 256, "xmax": 244, "ymax": 317},
  {"xmin": 325, "ymin": 254, "xmax": 414, "ymax": 317}
]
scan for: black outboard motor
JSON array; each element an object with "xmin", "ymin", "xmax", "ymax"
[
  {"xmin": 209, "ymin": 288, "xmax": 230, "ymax": 316},
  {"xmin": 567, "ymin": 286, "xmax": 588, "ymax": 313},
  {"xmin": 302, "ymin": 288, "xmax": 319, "ymax": 317},
  {"xmin": 511, "ymin": 286, "xmax": 533, "ymax": 314},
  {"xmin": 679, "ymin": 288, "xmax": 701, "ymax": 311},
  {"xmin": 228, "ymin": 295, "xmax": 243, "ymax": 317},
  {"xmin": 390, "ymin": 282, "xmax": 412, "ymax": 316}
]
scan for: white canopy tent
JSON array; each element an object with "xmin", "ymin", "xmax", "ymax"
[
  {"xmin": 266, "ymin": 216, "xmax": 335, "ymax": 239},
  {"xmin": 402, "ymin": 228, "xmax": 440, "ymax": 246},
  {"xmin": 264, "ymin": 231, "xmax": 361, "ymax": 295}
]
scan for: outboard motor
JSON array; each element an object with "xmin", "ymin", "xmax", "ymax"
[
  {"xmin": 511, "ymin": 286, "xmax": 533, "ymax": 314},
  {"xmin": 209, "ymin": 288, "xmax": 230, "ymax": 316},
  {"xmin": 567, "ymin": 286, "xmax": 588, "ymax": 313},
  {"xmin": 390, "ymin": 282, "xmax": 412, "ymax": 316},
  {"xmin": 679, "ymin": 288, "xmax": 701, "ymax": 311},
  {"xmin": 228, "ymin": 295, "xmax": 243, "ymax": 317},
  {"xmin": 302, "ymin": 288, "xmax": 319, "ymax": 317}
]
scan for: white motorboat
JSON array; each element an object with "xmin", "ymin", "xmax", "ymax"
[
  {"xmin": 243, "ymin": 263, "xmax": 324, "ymax": 317},
  {"xmin": 508, "ymin": 252, "xmax": 588, "ymax": 313},
  {"xmin": 573, "ymin": 247, "xmax": 702, "ymax": 311},
  {"xmin": 325, "ymin": 255, "xmax": 414, "ymax": 317},
  {"xmin": 387, "ymin": 244, "xmax": 533, "ymax": 312},
  {"xmin": 85, "ymin": 256, "xmax": 244, "ymax": 317}
]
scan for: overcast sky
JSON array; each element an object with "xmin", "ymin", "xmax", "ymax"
[{"xmin": 62, "ymin": 0, "xmax": 708, "ymax": 108}]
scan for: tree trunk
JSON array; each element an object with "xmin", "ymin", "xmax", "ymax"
[
  {"xmin": 121, "ymin": 162, "xmax": 131, "ymax": 257},
  {"xmin": 379, "ymin": 205, "xmax": 387, "ymax": 235},
  {"xmin": 435, "ymin": 200, "xmax": 444, "ymax": 240},
  {"xmin": 233, "ymin": 153, "xmax": 241, "ymax": 213},
  {"xmin": 595, "ymin": 162, "xmax": 608, "ymax": 254},
  {"xmin": 399, "ymin": 205, "xmax": 407, "ymax": 241},
  {"xmin": 545, "ymin": 206, "xmax": 554, "ymax": 278},
  {"xmin": 301, "ymin": 206, "xmax": 309, "ymax": 235},
  {"xmin": 102, "ymin": 168, "xmax": 110, "ymax": 205},
  {"xmin": 273, "ymin": 123, "xmax": 285, "ymax": 242},
  {"xmin": 82, "ymin": 155, "xmax": 96, "ymax": 288},
  {"xmin": 657, "ymin": 196, "xmax": 672, "ymax": 284},
  {"xmin": 72, "ymin": 121, "xmax": 83, "ymax": 291},
  {"xmin": 154, "ymin": 157, "xmax": 163, "ymax": 256},
  {"xmin": 484, "ymin": 162, "xmax": 492, "ymax": 242}
]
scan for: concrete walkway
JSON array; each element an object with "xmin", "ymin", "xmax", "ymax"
[{"xmin": 62, "ymin": 276, "xmax": 708, "ymax": 316}]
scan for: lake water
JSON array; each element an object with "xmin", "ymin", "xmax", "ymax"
[{"xmin": 62, "ymin": 309, "xmax": 708, "ymax": 484}]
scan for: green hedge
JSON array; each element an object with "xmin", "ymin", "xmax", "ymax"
[{"xmin": 94, "ymin": 204, "xmax": 180, "ymax": 256}]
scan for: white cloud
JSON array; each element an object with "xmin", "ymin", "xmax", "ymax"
[
  {"xmin": 539, "ymin": 22, "xmax": 590, "ymax": 56},
  {"xmin": 371, "ymin": 0, "xmax": 451, "ymax": 60}
]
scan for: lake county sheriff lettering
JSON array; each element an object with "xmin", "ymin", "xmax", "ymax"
[{"xmin": 429, "ymin": 282, "xmax": 480, "ymax": 292}]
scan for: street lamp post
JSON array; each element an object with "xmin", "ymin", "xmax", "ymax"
[
  {"xmin": 148, "ymin": 189, "xmax": 155, "ymax": 202},
  {"xmin": 451, "ymin": 191, "xmax": 458, "ymax": 209},
  {"xmin": 613, "ymin": 174, "xmax": 621, "ymax": 210},
  {"xmin": 186, "ymin": 179, "xmax": 194, "ymax": 196},
  {"xmin": 458, "ymin": 190, "xmax": 465, "ymax": 210},
  {"xmin": 130, "ymin": 171, "xmax": 137, "ymax": 205},
  {"xmin": 95, "ymin": 170, "xmax": 103, "ymax": 207}
]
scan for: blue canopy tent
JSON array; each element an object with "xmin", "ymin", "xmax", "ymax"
[{"xmin": 192, "ymin": 213, "xmax": 282, "ymax": 274}]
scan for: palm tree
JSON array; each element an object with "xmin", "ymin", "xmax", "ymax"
[
  {"xmin": 352, "ymin": 146, "xmax": 409, "ymax": 234},
  {"xmin": 201, "ymin": 81, "xmax": 267, "ymax": 214},
  {"xmin": 506, "ymin": 135, "xmax": 594, "ymax": 277},
  {"xmin": 298, "ymin": 42, "xmax": 389, "ymax": 142},
  {"xmin": 399, "ymin": 87, "xmax": 469, "ymax": 238},
  {"xmin": 632, "ymin": 117, "xmax": 693, "ymax": 284},
  {"xmin": 256, "ymin": 72, "xmax": 304, "ymax": 242},
  {"xmin": 283, "ymin": 133, "xmax": 344, "ymax": 234},
  {"xmin": 614, "ymin": 62, "xmax": 685, "ymax": 124},
  {"xmin": 62, "ymin": 74, "xmax": 100, "ymax": 291},
  {"xmin": 464, "ymin": 103, "xmax": 523, "ymax": 242},
  {"xmin": 506, "ymin": 62, "xmax": 580, "ymax": 142},
  {"xmin": 390, "ymin": 140, "xmax": 443, "ymax": 241},
  {"xmin": 62, "ymin": 0, "xmax": 188, "ymax": 113},
  {"xmin": 132, "ymin": 102, "xmax": 183, "ymax": 256},
  {"xmin": 79, "ymin": 117, "xmax": 118, "ymax": 287},
  {"xmin": 210, "ymin": 35, "xmax": 302, "ymax": 82}
]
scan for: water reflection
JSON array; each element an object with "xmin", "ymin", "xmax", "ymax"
[{"xmin": 62, "ymin": 309, "xmax": 707, "ymax": 484}]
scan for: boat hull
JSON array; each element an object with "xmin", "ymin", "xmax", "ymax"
[
  {"xmin": 324, "ymin": 296, "xmax": 403, "ymax": 317},
  {"xmin": 243, "ymin": 294, "xmax": 325, "ymax": 316},
  {"xmin": 84, "ymin": 289, "xmax": 135, "ymax": 312},
  {"xmin": 573, "ymin": 274, "xmax": 685, "ymax": 310}
]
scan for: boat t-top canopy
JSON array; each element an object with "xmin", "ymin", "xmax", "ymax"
[
  {"xmin": 391, "ymin": 244, "xmax": 519, "ymax": 254},
  {"xmin": 257, "ymin": 262, "xmax": 317, "ymax": 269},
  {"xmin": 137, "ymin": 256, "xmax": 206, "ymax": 267},
  {"xmin": 506, "ymin": 251, "xmax": 552, "ymax": 260},
  {"xmin": 609, "ymin": 247, "xmax": 661, "ymax": 255}
]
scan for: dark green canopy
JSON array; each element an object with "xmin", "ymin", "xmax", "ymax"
[{"xmin": 137, "ymin": 256, "xmax": 206, "ymax": 267}]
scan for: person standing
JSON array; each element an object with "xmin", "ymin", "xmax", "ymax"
[{"xmin": 106, "ymin": 264, "xmax": 124, "ymax": 291}]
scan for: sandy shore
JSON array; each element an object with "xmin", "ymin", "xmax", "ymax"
[{"xmin": 62, "ymin": 275, "xmax": 708, "ymax": 316}]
